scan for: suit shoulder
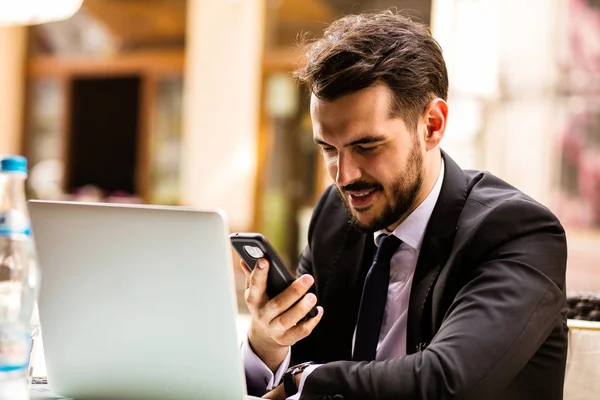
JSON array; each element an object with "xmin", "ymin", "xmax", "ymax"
[
  {"xmin": 463, "ymin": 170, "xmax": 561, "ymax": 225},
  {"xmin": 457, "ymin": 170, "xmax": 566, "ymax": 261},
  {"xmin": 454, "ymin": 170, "xmax": 567, "ymax": 289}
]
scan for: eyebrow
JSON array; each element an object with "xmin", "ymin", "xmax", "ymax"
[{"xmin": 313, "ymin": 135, "xmax": 387, "ymax": 148}]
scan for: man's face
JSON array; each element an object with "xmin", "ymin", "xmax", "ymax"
[{"xmin": 311, "ymin": 84, "xmax": 424, "ymax": 232}]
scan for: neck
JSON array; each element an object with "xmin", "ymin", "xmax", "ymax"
[{"xmin": 385, "ymin": 148, "xmax": 442, "ymax": 231}]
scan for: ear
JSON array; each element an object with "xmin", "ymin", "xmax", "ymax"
[{"xmin": 422, "ymin": 98, "xmax": 448, "ymax": 151}]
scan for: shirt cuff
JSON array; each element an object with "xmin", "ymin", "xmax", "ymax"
[
  {"xmin": 286, "ymin": 364, "xmax": 322, "ymax": 400},
  {"xmin": 241, "ymin": 335, "xmax": 291, "ymax": 395}
]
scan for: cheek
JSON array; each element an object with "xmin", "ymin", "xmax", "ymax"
[
  {"xmin": 365, "ymin": 154, "xmax": 396, "ymax": 184},
  {"xmin": 387, "ymin": 143, "xmax": 416, "ymax": 172}
]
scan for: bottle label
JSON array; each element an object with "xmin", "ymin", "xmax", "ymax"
[
  {"xmin": 0, "ymin": 212, "xmax": 30, "ymax": 237},
  {"xmin": 0, "ymin": 326, "xmax": 30, "ymax": 372}
]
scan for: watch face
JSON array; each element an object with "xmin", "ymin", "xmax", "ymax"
[{"xmin": 286, "ymin": 361, "xmax": 314, "ymax": 376}]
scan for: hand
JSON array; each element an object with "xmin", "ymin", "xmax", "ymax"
[
  {"xmin": 262, "ymin": 384, "xmax": 286, "ymax": 399},
  {"xmin": 241, "ymin": 259, "xmax": 324, "ymax": 371},
  {"xmin": 260, "ymin": 373, "xmax": 304, "ymax": 399}
]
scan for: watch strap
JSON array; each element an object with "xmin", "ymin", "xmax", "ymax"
[{"xmin": 283, "ymin": 369, "xmax": 298, "ymax": 397}]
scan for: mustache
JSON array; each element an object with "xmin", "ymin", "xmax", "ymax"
[{"xmin": 341, "ymin": 181, "xmax": 383, "ymax": 192}]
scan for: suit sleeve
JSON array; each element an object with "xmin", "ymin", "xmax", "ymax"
[{"xmin": 299, "ymin": 199, "xmax": 568, "ymax": 400}]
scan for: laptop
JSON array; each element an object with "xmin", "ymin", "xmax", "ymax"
[{"xmin": 28, "ymin": 200, "xmax": 254, "ymax": 400}]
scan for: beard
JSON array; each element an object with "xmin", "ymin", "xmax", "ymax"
[{"xmin": 337, "ymin": 140, "xmax": 424, "ymax": 233}]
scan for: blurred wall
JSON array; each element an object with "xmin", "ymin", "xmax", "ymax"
[
  {"xmin": 0, "ymin": 26, "xmax": 26, "ymax": 155},
  {"xmin": 431, "ymin": 0, "xmax": 497, "ymax": 171},
  {"xmin": 482, "ymin": 0, "xmax": 561, "ymax": 208},
  {"xmin": 432, "ymin": 0, "xmax": 560, "ymax": 207},
  {"xmin": 181, "ymin": 0, "xmax": 265, "ymax": 230}
]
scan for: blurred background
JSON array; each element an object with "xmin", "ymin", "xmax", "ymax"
[{"xmin": 1, "ymin": 0, "xmax": 600, "ymax": 306}]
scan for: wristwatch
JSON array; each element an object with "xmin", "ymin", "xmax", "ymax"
[{"xmin": 283, "ymin": 361, "xmax": 314, "ymax": 396}]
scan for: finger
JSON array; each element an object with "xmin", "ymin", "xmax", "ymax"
[
  {"xmin": 240, "ymin": 260, "xmax": 251, "ymax": 290},
  {"xmin": 261, "ymin": 383, "xmax": 285, "ymax": 399},
  {"xmin": 240, "ymin": 260, "xmax": 252, "ymax": 276},
  {"xmin": 244, "ymin": 258, "xmax": 269, "ymax": 309},
  {"xmin": 277, "ymin": 306, "xmax": 324, "ymax": 345},
  {"xmin": 262, "ymin": 274, "xmax": 315, "ymax": 321},
  {"xmin": 269, "ymin": 292, "xmax": 318, "ymax": 333}
]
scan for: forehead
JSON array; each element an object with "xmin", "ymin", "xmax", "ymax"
[{"xmin": 310, "ymin": 84, "xmax": 395, "ymax": 137}]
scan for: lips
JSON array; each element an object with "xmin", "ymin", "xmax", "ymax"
[{"xmin": 347, "ymin": 188, "xmax": 378, "ymax": 209}]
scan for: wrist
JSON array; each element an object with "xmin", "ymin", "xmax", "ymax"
[
  {"xmin": 248, "ymin": 322, "xmax": 288, "ymax": 372},
  {"xmin": 283, "ymin": 361, "xmax": 314, "ymax": 397}
]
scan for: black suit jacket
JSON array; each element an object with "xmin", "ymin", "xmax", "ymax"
[{"xmin": 291, "ymin": 152, "xmax": 568, "ymax": 400}]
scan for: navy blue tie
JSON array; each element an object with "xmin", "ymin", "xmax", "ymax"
[{"xmin": 353, "ymin": 234, "xmax": 402, "ymax": 361}]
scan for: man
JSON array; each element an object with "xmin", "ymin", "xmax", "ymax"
[{"xmin": 240, "ymin": 11, "xmax": 568, "ymax": 400}]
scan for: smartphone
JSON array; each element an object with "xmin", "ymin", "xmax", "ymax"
[{"xmin": 230, "ymin": 232, "xmax": 318, "ymax": 319}]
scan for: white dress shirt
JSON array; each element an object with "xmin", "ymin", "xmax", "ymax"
[{"xmin": 243, "ymin": 160, "xmax": 445, "ymax": 399}]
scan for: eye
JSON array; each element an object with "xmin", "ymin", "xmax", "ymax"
[
  {"xmin": 321, "ymin": 146, "xmax": 337, "ymax": 154},
  {"xmin": 357, "ymin": 145, "xmax": 378, "ymax": 153}
]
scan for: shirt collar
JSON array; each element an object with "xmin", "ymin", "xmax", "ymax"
[{"xmin": 375, "ymin": 159, "xmax": 445, "ymax": 251}]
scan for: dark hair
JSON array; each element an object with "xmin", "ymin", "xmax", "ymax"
[{"xmin": 294, "ymin": 11, "xmax": 448, "ymax": 132}]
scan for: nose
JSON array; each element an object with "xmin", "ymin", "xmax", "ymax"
[{"xmin": 336, "ymin": 152, "xmax": 361, "ymax": 187}]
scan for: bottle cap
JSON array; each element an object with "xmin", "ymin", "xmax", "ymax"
[{"xmin": 1, "ymin": 156, "xmax": 28, "ymax": 174}]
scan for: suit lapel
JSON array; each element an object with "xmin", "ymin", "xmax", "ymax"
[
  {"xmin": 319, "ymin": 225, "xmax": 374, "ymax": 304},
  {"xmin": 314, "ymin": 189, "xmax": 373, "ymax": 307},
  {"xmin": 406, "ymin": 151, "xmax": 468, "ymax": 354},
  {"xmin": 310, "ymin": 189, "xmax": 375, "ymax": 361}
]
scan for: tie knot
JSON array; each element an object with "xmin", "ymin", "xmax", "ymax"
[{"xmin": 374, "ymin": 234, "xmax": 402, "ymax": 263}]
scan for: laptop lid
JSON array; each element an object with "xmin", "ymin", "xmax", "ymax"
[{"xmin": 29, "ymin": 200, "xmax": 246, "ymax": 400}]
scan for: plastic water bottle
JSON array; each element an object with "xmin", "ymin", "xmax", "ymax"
[{"xmin": 0, "ymin": 156, "xmax": 41, "ymax": 399}]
